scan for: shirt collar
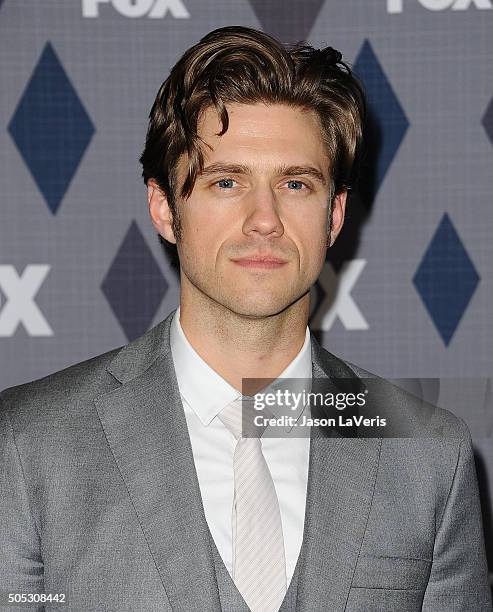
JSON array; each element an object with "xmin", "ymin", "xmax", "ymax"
[{"xmin": 170, "ymin": 306, "xmax": 312, "ymax": 427}]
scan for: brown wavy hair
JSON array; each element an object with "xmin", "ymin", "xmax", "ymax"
[{"xmin": 139, "ymin": 25, "xmax": 366, "ymax": 243}]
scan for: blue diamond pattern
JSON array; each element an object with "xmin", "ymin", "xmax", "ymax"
[
  {"xmin": 101, "ymin": 221, "xmax": 168, "ymax": 342},
  {"xmin": 248, "ymin": 0, "xmax": 324, "ymax": 41},
  {"xmin": 8, "ymin": 42, "xmax": 95, "ymax": 214},
  {"xmin": 413, "ymin": 214, "xmax": 480, "ymax": 346},
  {"xmin": 353, "ymin": 40, "xmax": 409, "ymax": 194},
  {"xmin": 482, "ymin": 97, "xmax": 493, "ymax": 146}
]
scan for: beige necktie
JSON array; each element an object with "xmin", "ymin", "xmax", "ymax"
[{"xmin": 218, "ymin": 398, "xmax": 287, "ymax": 612}]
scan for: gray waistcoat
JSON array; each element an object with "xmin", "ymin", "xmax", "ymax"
[{"xmin": 211, "ymin": 536, "xmax": 300, "ymax": 611}]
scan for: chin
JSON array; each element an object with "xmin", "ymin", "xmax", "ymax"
[{"xmin": 221, "ymin": 293, "xmax": 299, "ymax": 319}]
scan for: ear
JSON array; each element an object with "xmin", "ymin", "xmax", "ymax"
[
  {"xmin": 147, "ymin": 179, "xmax": 177, "ymax": 244},
  {"xmin": 328, "ymin": 189, "xmax": 348, "ymax": 247}
]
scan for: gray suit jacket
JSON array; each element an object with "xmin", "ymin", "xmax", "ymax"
[{"xmin": 1, "ymin": 309, "xmax": 491, "ymax": 611}]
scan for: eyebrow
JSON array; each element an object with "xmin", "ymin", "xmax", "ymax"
[{"xmin": 199, "ymin": 163, "xmax": 328, "ymax": 186}]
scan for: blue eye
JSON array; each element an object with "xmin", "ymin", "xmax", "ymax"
[
  {"xmin": 287, "ymin": 180, "xmax": 305, "ymax": 190},
  {"xmin": 217, "ymin": 178, "xmax": 235, "ymax": 189}
]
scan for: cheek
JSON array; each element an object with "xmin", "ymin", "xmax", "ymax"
[
  {"xmin": 179, "ymin": 215, "xmax": 225, "ymax": 267},
  {"xmin": 181, "ymin": 207, "xmax": 210, "ymax": 245},
  {"xmin": 294, "ymin": 215, "xmax": 328, "ymax": 266}
]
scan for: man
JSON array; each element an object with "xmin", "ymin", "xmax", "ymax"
[{"xmin": 0, "ymin": 26, "xmax": 491, "ymax": 612}]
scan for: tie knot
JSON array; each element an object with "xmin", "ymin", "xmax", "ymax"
[{"xmin": 218, "ymin": 397, "xmax": 267, "ymax": 440}]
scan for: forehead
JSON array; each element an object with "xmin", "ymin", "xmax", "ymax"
[{"xmin": 196, "ymin": 103, "xmax": 328, "ymax": 166}]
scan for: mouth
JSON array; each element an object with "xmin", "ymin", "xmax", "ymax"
[{"xmin": 231, "ymin": 256, "xmax": 289, "ymax": 269}]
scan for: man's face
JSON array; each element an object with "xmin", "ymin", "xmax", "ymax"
[{"xmin": 149, "ymin": 103, "xmax": 346, "ymax": 318}]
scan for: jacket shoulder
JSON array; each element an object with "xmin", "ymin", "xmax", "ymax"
[
  {"xmin": 0, "ymin": 344, "xmax": 123, "ymax": 427},
  {"xmin": 329, "ymin": 352, "xmax": 470, "ymax": 441},
  {"xmin": 1, "ymin": 310, "xmax": 175, "ymax": 431}
]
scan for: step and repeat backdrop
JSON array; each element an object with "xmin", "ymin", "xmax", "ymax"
[{"xmin": 0, "ymin": 0, "xmax": 492, "ymax": 572}]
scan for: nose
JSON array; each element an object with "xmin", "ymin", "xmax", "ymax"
[{"xmin": 241, "ymin": 184, "xmax": 284, "ymax": 238}]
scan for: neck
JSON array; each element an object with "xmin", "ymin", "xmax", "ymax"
[{"xmin": 178, "ymin": 288, "xmax": 310, "ymax": 395}]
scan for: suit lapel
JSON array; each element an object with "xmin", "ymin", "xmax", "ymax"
[
  {"xmin": 295, "ymin": 337, "xmax": 382, "ymax": 611},
  {"xmin": 94, "ymin": 310, "xmax": 221, "ymax": 612}
]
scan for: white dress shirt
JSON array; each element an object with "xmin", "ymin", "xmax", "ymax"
[{"xmin": 169, "ymin": 307, "xmax": 312, "ymax": 583}]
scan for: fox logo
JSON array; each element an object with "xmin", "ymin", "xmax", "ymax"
[
  {"xmin": 82, "ymin": 0, "xmax": 190, "ymax": 19},
  {"xmin": 388, "ymin": 0, "xmax": 491, "ymax": 13}
]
